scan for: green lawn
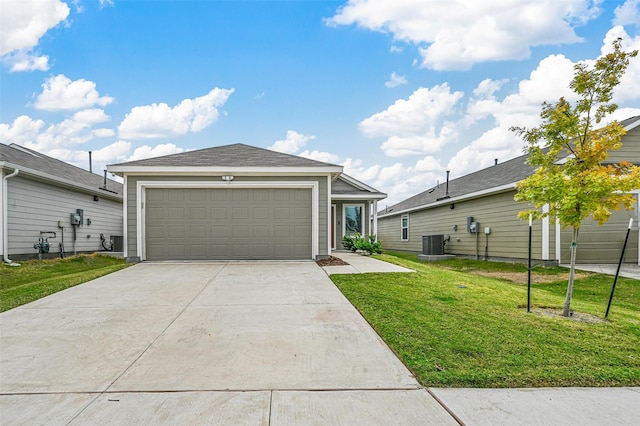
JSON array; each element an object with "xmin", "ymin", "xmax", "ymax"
[
  {"xmin": 331, "ymin": 254, "xmax": 640, "ymax": 388},
  {"xmin": 0, "ymin": 254, "xmax": 130, "ymax": 312}
]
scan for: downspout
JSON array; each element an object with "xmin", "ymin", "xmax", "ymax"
[{"xmin": 3, "ymin": 169, "xmax": 20, "ymax": 265}]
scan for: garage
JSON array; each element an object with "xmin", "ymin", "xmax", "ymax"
[{"xmin": 144, "ymin": 187, "xmax": 312, "ymax": 260}]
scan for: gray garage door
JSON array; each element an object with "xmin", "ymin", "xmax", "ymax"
[{"xmin": 145, "ymin": 187, "xmax": 312, "ymax": 260}]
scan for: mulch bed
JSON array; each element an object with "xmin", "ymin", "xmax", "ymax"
[{"xmin": 316, "ymin": 256, "xmax": 350, "ymax": 266}]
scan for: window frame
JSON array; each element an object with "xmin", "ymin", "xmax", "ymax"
[{"xmin": 401, "ymin": 214, "xmax": 409, "ymax": 241}]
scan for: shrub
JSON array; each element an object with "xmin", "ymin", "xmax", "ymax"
[{"xmin": 342, "ymin": 234, "xmax": 382, "ymax": 255}]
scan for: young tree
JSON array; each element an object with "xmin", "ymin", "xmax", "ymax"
[{"xmin": 511, "ymin": 38, "xmax": 640, "ymax": 317}]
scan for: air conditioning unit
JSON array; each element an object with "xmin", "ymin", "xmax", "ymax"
[
  {"xmin": 422, "ymin": 235, "xmax": 445, "ymax": 255},
  {"xmin": 111, "ymin": 236, "xmax": 124, "ymax": 252}
]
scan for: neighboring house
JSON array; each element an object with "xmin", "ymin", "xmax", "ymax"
[
  {"xmin": 1, "ymin": 143, "xmax": 124, "ymax": 262},
  {"xmin": 378, "ymin": 116, "xmax": 640, "ymax": 265},
  {"xmin": 107, "ymin": 143, "xmax": 386, "ymax": 262}
]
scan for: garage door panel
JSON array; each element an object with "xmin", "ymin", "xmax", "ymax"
[
  {"xmin": 145, "ymin": 187, "xmax": 312, "ymax": 260},
  {"xmin": 253, "ymin": 225, "xmax": 270, "ymax": 238},
  {"xmin": 168, "ymin": 207, "xmax": 185, "ymax": 219},
  {"xmin": 211, "ymin": 225, "xmax": 229, "ymax": 238},
  {"xmin": 274, "ymin": 207, "xmax": 290, "ymax": 219},
  {"xmin": 232, "ymin": 207, "xmax": 250, "ymax": 219}
]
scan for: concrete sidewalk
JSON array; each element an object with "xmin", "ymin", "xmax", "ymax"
[
  {"xmin": 322, "ymin": 251, "xmax": 414, "ymax": 274},
  {"xmin": 1, "ymin": 261, "xmax": 638, "ymax": 425}
]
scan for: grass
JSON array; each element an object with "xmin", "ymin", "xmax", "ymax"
[
  {"xmin": 0, "ymin": 254, "xmax": 130, "ymax": 312},
  {"xmin": 331, "ymin": 253, "xmax": 640, "ymax": 388}
]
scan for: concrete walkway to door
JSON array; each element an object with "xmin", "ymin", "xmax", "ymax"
[{"xmin": 0, "ymin": 261, "xmax": 455, "ymax": 425}]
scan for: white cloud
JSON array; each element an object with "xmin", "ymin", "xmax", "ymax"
[
  {"xmin": 0, "ymin": 109, "xmax": 112, "ymax": 153},
  {"xmin": 328, "ymin": 0, "xmax": 599, "ymax": 70},
  {"xmin": 0, "ymin": 0, "xmax": 69, "ymax": 55},
  {"xmin": 613, "ymin": 0, "xmax": 640, "ymax": 26},
  {"xmin": 99, "ymin": 0, "xmax": 115, "ymax": 9},
  {"xmin": 390, "ymin": 45, "xmax": 403, "ymax": 53},
  {"xmin": 268, "ymin": 130, "xmax": 315, "ymax": 154},
  {"xmin": 298, "ymin": 150, "xmax": 341, "ymax": 164},
  {"xmin": 1, "ymin": 49, "xmax": 49, "ymax": 72},
  {"xmin": 34, "ymin": 74, "xmax": 115, "ymax": 111},
  {"xmin": 118, "ymin": 87, "xmax": 234, "ymax": 140},
  {"xmin": 384, "ymin": 72, "xmax": 407, "ymax": 88},
  {"xmin": 601, "ymin": 26, "xmax": 640, "ymax": 103},
  {"xmin": 126, "ymin": 143, "xmax": 185, "ymax": 162},
  {"xmin": 359, "ymin": 84, "xmax": 464, "ymax": 156}
]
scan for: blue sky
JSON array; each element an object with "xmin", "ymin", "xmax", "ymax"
[{"xmin": 1, "ymin": 0, "xmax": 640, "ymax": 206}]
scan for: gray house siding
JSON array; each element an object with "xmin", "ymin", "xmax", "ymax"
[
  {"xmin": 378, "ymin": 191, "xmax": 551, "ymax": 262},
  {"xmin": 608, "ymin": 125, "xmax": 640, "ymax": 164},
  {"xmin": 559, "ymin": 196, "xmax": 639, "ymax": 264},
  {"xmin": 6, "ymin": 175, "xmax": 123, "ymax": 258},
  {"xmin": 125, "ymin": 174, "xmax": 329, "ymax": 260}
]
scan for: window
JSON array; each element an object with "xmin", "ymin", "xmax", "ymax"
[
  {"xmin": 344, "ymin": 205, "xmax": 364, "ymax": 236},
  {"xmin": 401, "ymin": 214, "xmax": 409, "ymax": 241}
]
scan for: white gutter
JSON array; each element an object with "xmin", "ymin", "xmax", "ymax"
[{"xmin": 3, "ymin": 169, "xmax": 20, "ymax": 265}]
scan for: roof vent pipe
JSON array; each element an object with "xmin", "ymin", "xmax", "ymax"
[
  {"xmin": 445, "ymin": 170, "xmax": 450, "ymax": 197},
  {"xmin": 89, "ymin": 151, "xmax": 92, "ymax": 173},
  {"xmin": 102, "ymin": 170, "xmax": 107, "ymax": 189},
  {"xmin": 495, "ymin": 158, "xmax": 498, "ymax": 166}
]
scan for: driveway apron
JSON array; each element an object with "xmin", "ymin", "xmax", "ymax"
[{"xmin": 0, "ymin": 262, "xmax": 455, "ymax": 425}]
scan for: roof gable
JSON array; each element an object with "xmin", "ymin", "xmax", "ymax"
[{"xmin": 109, "ymin": 143, "xmax": 341, "ymax": 169}]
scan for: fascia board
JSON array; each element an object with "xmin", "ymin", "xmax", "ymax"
[
  {"xmin": 624, "ymin": 118, "xmax": 640, "ymax": 131},
  {"xmin": 338, "ymin": 173, "xmax": 381, "ymax": 193},
  {"xmin": 331, "ymin": 193, "xmax": 387, "ymax": 200},
  {"xmin": 107, "ymin": 166, "xmax": 343, "ymax": 175},
  {"xmin": 379, "ymin": 182, "xmax": 517, "ymax": 218},
  {"xmin": 1, "ymin": 161, "xmax": 122, "ymax": 201}
]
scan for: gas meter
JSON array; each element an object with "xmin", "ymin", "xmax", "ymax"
[{"xmin": 34, "ymin": 231, "xmax": 56, "ymax": 261}]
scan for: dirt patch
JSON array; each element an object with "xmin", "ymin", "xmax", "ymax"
[
  {"xmin": 530, "ymin": 307, "xmax": 606, "ymax": 324},
  {"xmin": 316, "ymin": 256, "xmax": 350, "ymax": 267},
  {"xmin": 468, "ymin": 270, "xmax": 593, "ymax": 284}
]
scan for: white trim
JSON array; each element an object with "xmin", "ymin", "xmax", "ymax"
[
  {"xmin": 342, "ymin": 203, "xmax": 365, "ymax": 237},
  {"xmin": 327, "ymin": 176, "xmax": 332, "ymax": 255},
  {"xmin": 135, "ymin": 180, "xmax": 319, "ymax": 260},
  {"xmin": 555, "ymin": 218, "xmax": 561, "ymax": 264},
  {"xmin": 380, "ymin": 182, "xmax": 517, "ymax": 218},
  {"xmin": 122, "ymin": 175, "xmax": 128, "ymax": 259},
  {"xmin": 372, "ymin": 200, "xmax": 378, "ymax": 238},
  {"xmin": 400, "ymin": 213, "xmax": 409, "ymax": 241},
  {"xmin": 542, "ymin": 204, "xmax": 550, "ymax": 260},
  {"xmin": 624, "ymin": 117, "xmax": 640, "ymax": 131},
  {"xmin": 1, "ymin": 161, "xmax": 122, "ymax": 201},
  {"xmin": 109, "ymin": 166, "xmax": 342, "ymax": 175},
  {"xmin": 331, "ymin": 193, "xmax": 387, "ymax": 200},
  {"xmin": 338, "ymin": 173, "xmax": 386, "ymax": 196},
  {"xmin": 331, "ymin": 203, "xmax": 337, "ymax": 250}
]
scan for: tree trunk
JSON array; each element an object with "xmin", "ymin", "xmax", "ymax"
[{"xmin": 563, "ymin": 227, "xmax": 579, "ymax": 317}]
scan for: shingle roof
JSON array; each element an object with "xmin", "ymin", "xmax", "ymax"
[
  {"xmin": 0, "ymin": 143, "xmax": 122, "ymax": 196},
  {"xmin": 379, "ymin": 154, "xmax": 532, "ymax": 217},
  {"xmin": 379, "ymin": 115, "xmax": 640, "ymax": 217},
  {"xmin": 109, "ymin": 143, "xmax": 341, "ymax": 168}
]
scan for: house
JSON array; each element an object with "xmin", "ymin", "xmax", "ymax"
[
  {"xmin": 1, "ymin": 143, "xmax": 124, "ymax": 262},
  {"xmin": 107, "ymin": 143, "xmax": 386, "ymax": 262},
  {"xmin": 377, "ymin": 116, "xmax": 640, "ymax": 266}
]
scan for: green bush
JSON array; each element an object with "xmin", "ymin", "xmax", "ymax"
[{"xmin": 342, "ymin": 233, "xmax": 382, "ymax": 255}]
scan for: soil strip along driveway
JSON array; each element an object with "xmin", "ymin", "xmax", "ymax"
[{"xmin": 0, "ymin": 261, "xmax": 455, "ymax": 425}]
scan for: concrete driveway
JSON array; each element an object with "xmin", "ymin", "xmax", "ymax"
[{"xmin": 0, "ymin": 262, "xmax": 455, "ymax": 425}]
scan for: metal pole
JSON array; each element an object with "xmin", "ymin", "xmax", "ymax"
[
  {"xmin": 527, "ymin": 214, "xmax": 532, "ymax": 313},
  {"xmin": 605, "ymin": 218, "xmax": 633, "ymax": 319}
]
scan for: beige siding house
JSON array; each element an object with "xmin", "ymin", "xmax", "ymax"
[
  {"xmin": 378, "ymin": 116, "xmax": 640, "ymax": 265},
  {"xmin": 1, "ymin": 144, "xmax": 123, "ymax": 262},
  {"xmin": 108, "ymin": 144, "xmax": 385, "ymax": 262}
]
